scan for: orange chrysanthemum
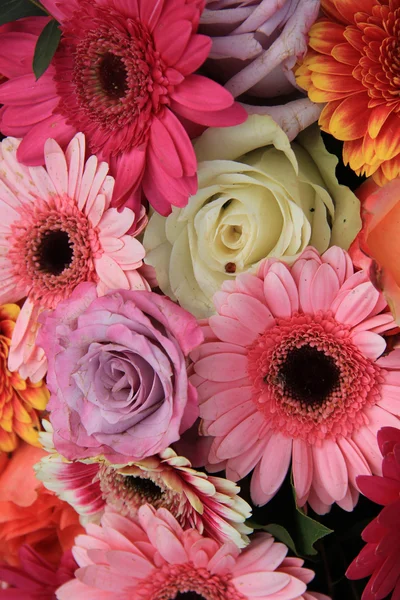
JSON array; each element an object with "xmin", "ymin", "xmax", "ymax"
[
  {"xmin": 0, "ymin": 304, "xmax": 49, "ymax": 451},
  {"xmin": 296, "ymin": 0, "xmax": 400, "ymax": 185},
  {"xmin": 0, "ymin": 443, "xmax": 84, "ymax": 567}
]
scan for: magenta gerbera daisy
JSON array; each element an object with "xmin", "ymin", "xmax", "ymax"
[
  {"xmin": 347, "ymin": 426, "xmax": 400, "ymax": 600},
  {"xmin": 56, "ymin": 504, "xmax": 328, "ymax": 600},
  {"xmin": 0, "ymin": 0, "xmax": 247, "ymax": 215},
  {"xmin": 191, "ymin": 246, "xmax": 400, "ymax": 514},
  {"xmin": 35, "ymin": 423, "xmax": 252, "ymax": 549},
  {"xmin": 0, "ymin": 133, "xmax": 146, "ymax": 381}
]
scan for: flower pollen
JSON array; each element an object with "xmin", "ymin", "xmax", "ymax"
[
  {"xmin": 8, "ymin": 195, "xmax": 100, "ymax": 309},
  {"xmin": 248, "ymin": 312, "xmax": 382, "ymax": 444},
  {"xmin": 57, "ymin": 6, "xmax": 170, "ymax": 156},
  {"xmin": 139, "ymin": 564, "xmax": 244, "ymax": 600},
  {"xmin": 97, "ymin": 465, "xmax": 181, "ymax": 520}
]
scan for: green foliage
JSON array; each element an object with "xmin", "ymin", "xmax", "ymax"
[
  {"xmin": 0, "ymin": 0, "xmax": 46, "ymax": 26},
  {"xmin": 33, "ymin": 19, "xmax": 61, "ymax": 79}
]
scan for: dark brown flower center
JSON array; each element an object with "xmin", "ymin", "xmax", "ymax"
[
  {"xmin": 175, "ymin": 594, "xmax": 207, "ymax": 600},
  {"xmin": 37, "ymin": 229, "xmax": 73, "ymax": 275},
  {"xmin": 123, "ymin": 475, "xmax": 163, "ymax": 501},
  {"xmin": 98, "ymin": 52, "xmax": 128, "ymax": 98},
  {"xmin": 277, "ymin": 345, "xmax": 340, "ymax": 406}
]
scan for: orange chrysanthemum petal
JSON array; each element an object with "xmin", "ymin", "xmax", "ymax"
[
  {"xmin": 309, "ymin": 21, "xmax": 345, "ymax": 55},
  {"xmin": 330, "ymin": 93, "xmax": 370, "ymax": 140},
  {"xmin": 331, "ymin": 42, "xmax": 361, "ymax": 65},
  {"xmin": 0, "ymin": 303, "xmax": 49, "ymax": 450},
  {"xmin": 296, "ymin": 0, "xmax": 400, "ymax": 186},
  {"xmin": 368, "ymin": 103, "xmax": 397, "ymax": 138},
  {"xmin": 323, "ymin": 0, "xmax": 378, "ymax": 26}
]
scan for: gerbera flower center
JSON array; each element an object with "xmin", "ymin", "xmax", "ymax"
[
  {"xmin": 97, "ymin": 466, "xmax": 183, "ymax": 520},
  {"xmin": 175, "ymin": 593, "xmax": 207, "ymax": 600},
  {"xmin": 122, "ymin": 475, "xmax": 163, "ymax": 501},
  {"xmin": 55, "ymin": 2, "xmax": 170, "ymax": 156},
  {"xmin": 247, "ymin": 312, "xmax": 383, "ymax": 444},
  {"xmin": 8, "ymin": 195, "xmax": 100, "ymax": 309},
  {"xmin": 98, "ymin": 52, "xmax": 129, "ymax": 99},
  {"xmin": 140, "ymin": 564, "xmax": 245, "ymax": 600},
  {"xmin": 278, "ymin": 345, "xmax": 340, "ymax": 406},
  {"xmin": 36, "ymin": 229, "xmax": 73, "ymax": 275}
]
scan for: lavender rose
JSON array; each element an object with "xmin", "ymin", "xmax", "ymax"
[
  {"xmin": 38, "ymin": 283, "xmax": 203, "ymax": 462},
  {"xmin": 201, "ymin": 0, "xmax": 323, "ymax": 139}
]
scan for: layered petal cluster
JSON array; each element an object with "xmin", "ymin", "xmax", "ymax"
[
  {"xmin": 57, "ymin": 504, "xmax": 328, "ymax": 600},
  {"xmin": 350, "ymin": 178, "xmax": 400, "ymax": 325},
  {"xmin": 200, "ymin": 0, "xmax": 322, "ymax": 139},
  {"xmin": 144, "ymin": 115, "xmax": 361, "ymax": 318},
  {"xmin": 38, "ymin": 283, "xmax": 203, "ymax": 463},
  {"xmin": 0, "ymin": 443, "xmax": 83, "ymax": 567},
  {"xmin": 191, "ymin": 246, "xmax": 400, "ymax": 513},
  {"xmin": 296, "ymin": 0, "xmax": 400, "ymax": 185},
  {"xmin": 36, "ymin": 431, "xmax": 252, "ymax": 548},
  {"xmin": 0, "ymin": 0, "xmax": 247, "ymax": 215},
  {"xmin": 0, "ymin": 546, "xmax": 76, "ymax": 600},
  {"xmin": 0, "ymin": 133, "xmax": 146, "ymax": 381},
  {"xmin": 0, "ymin": 303, "xmax": 49, "ymax": 451},
  {"xmin": 347, "ymin": 426, "xmax": 400, "ymax": 600}
]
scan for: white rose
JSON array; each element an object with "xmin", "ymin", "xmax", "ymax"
[{"xmin": 143, "ymin": 115, "xmax": 361, "ymax": 318}]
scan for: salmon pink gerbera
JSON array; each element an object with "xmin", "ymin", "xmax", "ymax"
[
  {"xmin": 191, "ymin": 247, "xmax": 400, "ymax": 514},
  {"xmin": 0, "ymin": 133, "xmax": 147, "ymax": 381},
  {"xmin": 347, "ymin": 426, "xmax": 400, "ymax": 600},
  {"xmin": 0, "ymin": 0, "xmax": 247, "ymax": 215},
  {"xmin": 56, "ymin": 504, "xmax": 328, "ymax": 600}
]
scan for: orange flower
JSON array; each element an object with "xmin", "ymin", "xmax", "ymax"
[
  {"xmin": 0, "ymin": 443, "xmax": 84, "ymax": 566},
  {"xmin": 0, "ymin": 303, "xmax": 49, "ymax": 451},
  {"xmin": 349, "ymin": 177, "xmax": 400, "ymax": 323},
  {"xmin": 296, "ymin": 0, "xmax": 400, "ymax": 186}
]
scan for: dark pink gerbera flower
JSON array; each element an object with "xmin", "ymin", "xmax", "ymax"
[
  {"xmin": 0, "ymin": 1, "xmax": 247, "ymax": 215},
  {"xmin": 0, "ymin": 545, "xmax": 76, "ymax": 599},
  {"xmin": 347, "ymin": 426, "xmax": 400, "ymax": 600}
]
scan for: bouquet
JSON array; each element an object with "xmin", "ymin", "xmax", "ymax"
[{"xmin": 0, "ymin": 1, "xmax": 399, "ymax": 599}]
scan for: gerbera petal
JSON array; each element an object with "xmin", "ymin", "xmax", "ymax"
[
  {"xmin": 251, "ymin": 433, "xmax": 292, "ymax": 505},
  {"xmin": 352, "ymin": 328, "xmax": 387, "ymax": 361},
  {"xmin": 334, "ymin": 281, "xmax": 380, "ymax": 325},
  {"xmin": 44, "ymin": 138, "xmax": 68, "ymax": 196},
  {"xmin": 94, "ymin": 255, "xmax": 130, "ymax": 289},
  {"xmin": 172, "ymin": 75, "xmax": 235, "ymax": 112},
  {"xmin": 17, "ymin": 114, "xmax": 77, "ymax": 166},
  {"xmin": 311, "ymin": 263, "xmax": 340, "ymax": 312},
  {"xmin": 292, "ymin": 439, "xmax": 313, "ymax": 503},
  {"xmin": 312, "ymin": 440, "xmax": 348, "ymax": 502}
]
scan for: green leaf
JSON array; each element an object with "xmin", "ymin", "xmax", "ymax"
[
  {"xmin": 262, "ymin": 524, "xmax": 298, "ymax": 556},
  {"xmin": 0, "ymin": 0, "xmax": 46, "ymax": 26},
  {"xmin": 33, "ymin": 19, "xmax": 61, "ymax": 80},
  {"xmin": 294, "ymin": 504, "xmax": 332, "ymax": 556}
]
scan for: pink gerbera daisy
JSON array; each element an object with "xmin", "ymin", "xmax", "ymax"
[
  {"xmin": 0, "ymin": 1, "xmax": 247, "ymax": 215},
  {"xmin": 0, "ymin": 133, "xmax": 146, "ymax": 381},
  {"xmin": 347, "ymin": 426, "xmax": 400, "ymax": 600},
  {"xmin": 35, "ymin": 423, "xmax": 252, "ymax": 548},
  {"xmin": 191, "ymin": 247, "xmax": 400, "ymax": 514},
  {"xmin": 56, "ymin": 504, "xmax": 328, "ymax": 600}
]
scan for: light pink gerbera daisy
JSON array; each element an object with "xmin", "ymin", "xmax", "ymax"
[
  {"xmin": 191, "ymin": 246, "xmax": 400, "ymax": 514},
  {"xmin": 0, "ymin": 133, "xmax": 146, "ymax": 381},
  {"xmin": 0, "ymin": 1, "xmax": 247, "ymax": 216},
  {"xmin": 35, "ymin": 423, "xmax": 252, "ymax": 549},
  {"xmin": 56, "ymin": 504, "xmax": 329, "ymax": 600}
]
